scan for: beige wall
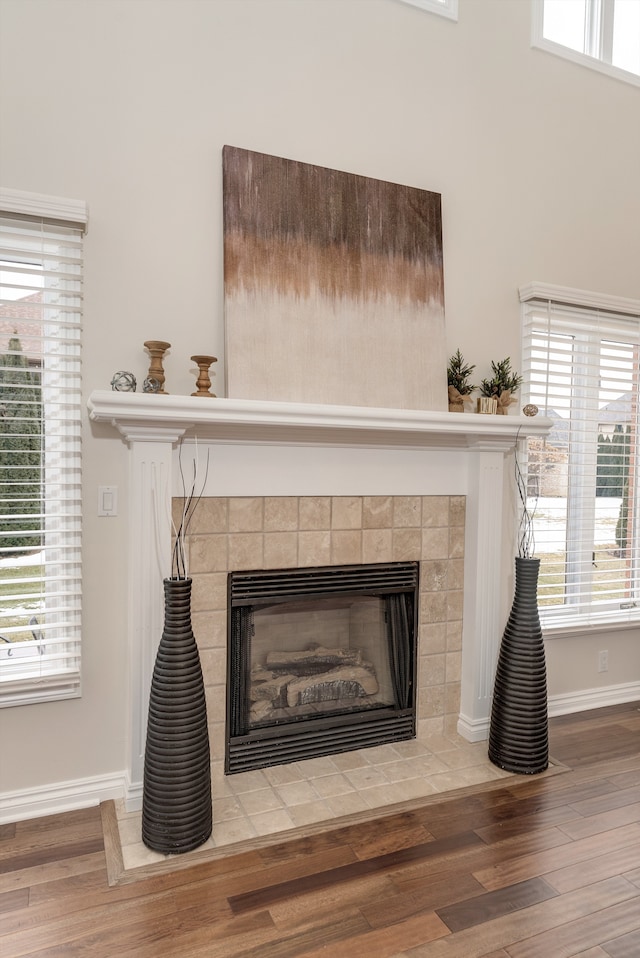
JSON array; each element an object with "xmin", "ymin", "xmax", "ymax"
[{"xmin": 0, "ymin": 0, "xmax": 639, "ymax": 803}]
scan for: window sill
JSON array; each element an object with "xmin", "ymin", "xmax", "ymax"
[
  {"xmin": 542, "ymin": 616, "xmax": 640, "ymax": 638},
  {"xmin": 531, "ymin": 36, "xmax": 640, "ymax": 90}
]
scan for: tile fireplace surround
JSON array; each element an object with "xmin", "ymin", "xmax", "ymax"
[{"xmin": 88, "ymin": 392, "xmax": 551, "ymax": 865}]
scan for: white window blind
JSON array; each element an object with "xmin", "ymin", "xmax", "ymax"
[
  {"xmin": 0, "ymin": 191, "xmax": 86, "ymax": 705},
  {"xmin": 521, "ymin": 286, "xmax": 640, "ymax": 631}
]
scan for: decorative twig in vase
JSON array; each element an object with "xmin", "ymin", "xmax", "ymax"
[
  {"xmin": 171, "ymin": 440, "xmax": 210, "ymax": 580},
  {"xmin": 515, "ymin": 427, "xmax": 536, "ymax": 559}
]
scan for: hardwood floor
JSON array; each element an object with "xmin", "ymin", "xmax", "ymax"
[{"xmin": 2, "ymin": 702, "xmax": 640, "ymax": 957}]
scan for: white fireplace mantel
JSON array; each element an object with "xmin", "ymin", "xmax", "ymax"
[
  {"xmin": 88, "ymin": 390, "xmax": 552, "ymax": 807},
  {"xmin": 88, "ymin": 390, "xmax": 551, "ymax": 449}
]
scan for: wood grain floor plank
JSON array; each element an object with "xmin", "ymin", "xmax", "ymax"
[
  {"xmin": 562, "ymin": 947, "xmax": 611, "ymax": 957},
  {"xmin": 434, "ymin": 876, "xmax": 558, "ymax": 933},
  {"xmin": 0, "ymin": 888, "xmax": 29, "ymax": 915},
  {"xmin": 607, "ymin": 768, "xmax": 640, "ymax": 789},
  {"xmin": 186, "ymin": 842, "xmax": 358, "ymax": 907},
  {"xmin": 139, "ymin": 906, "xmax": 277, "ymax": 958},
  {"xmin": 400, "ymin": 876, "xmax": 638, "ymax": 958},
  {"xmin": 505, "ymin": 893, "xmax": 640, "ymax": 958},
  {"xmin": 570, "ymin": 782, "xmax": 640, "ymax": 814},
  {"xmin": 26, "ymin": 867, "xmax": 134, "ymax": 906},
  {"xmin": 417, "ymin": 782, "xmax": 615, "ymax": 847},
  {"xmin": 0, "ymin": 837, "xmax": 105, "ymax": 875},
  {"xmin": 0, "ymin": 888, "xmax": 182, "ymax": 958},
  {"xmin": 113, "ymin": 908, "xmax": 365, "ymax": 958},
  {"xmin": 228, "ymin": 830, "xmax": 485, "ymax": 913},
  {"xmin": 348, "ymin": 820, "xmax": 434, "ymax": 860},
  {"xmin": 553, "ymin": 734, "xmax": 640, "ymax": 768},
  {"xmin": 601, "ymin": 928, "xmax": 640, "ymax": 957},
  {"xmin": 0, "ymin": 852, "xmax": 107, "ymax": 895},
  {"xmin": 267, "ymin": 872, "xmax": 396, "ymax": 928},
  {"xmin": 19, "ymin": 908, "xmax": 276, "ymax": 958},
  {"xmin": 393, "ymin": 821, "xmax": 572, "ymax": 893},
  {"xmin": 473, "ymin": 801, "xmax": 583, "ymax": 844},
  {"xmin": 359, "ymin": 871, "xmax": 486, "ymax": 930},
  {"xmin": 556, "ymin": 801, "xmax": 640, "ymax": 841},
  {"xmin": 293, "ymin": 910, "xmax": 450, "ymax": 958},
  {"xmin": 473, "ymin": 822, "xmax": 640, "ymax": 891},
  {"xmin": 545, "ymin": 841, "xmax": 640, "ymax": 894},
  {"xmin": 622, "ymin": 864, "xmax": 640, "ymax": 888},
  {"xmin": 1, "ymin": 808, "xmax": 102, "ymax": 855}
]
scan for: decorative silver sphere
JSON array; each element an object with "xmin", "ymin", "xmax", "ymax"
[
  {"xmin": 111, "ymin": 371, "xmax": 137, "ymax": 392},
  {"xmin": 143, "ymin": 377, "xmax": 162, "ymax": 393},
  {"xmin": 523, "ymin": 404, "xmax": 539, "ymax": 417}
]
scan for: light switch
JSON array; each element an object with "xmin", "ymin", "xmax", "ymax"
[{"xmin": 98, "ymin": 485, "xmax": 118, "ymax": 516}]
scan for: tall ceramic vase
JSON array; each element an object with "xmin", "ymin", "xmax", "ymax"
[
  {"xmin": 488, "ymin": 557, "xmax": 548, "ymax": 774},
  {"xmin": 142, "ymin": 577, "xmax": 212, "ymax": 853}
]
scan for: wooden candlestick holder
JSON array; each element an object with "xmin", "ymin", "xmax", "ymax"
[
  {"xmin": 191, "ymin": 355, "xmax": 217, "ymax": 397},
  {"xmin": 143, "ymin": 341, "xmax": 171, "ymax": 395}
]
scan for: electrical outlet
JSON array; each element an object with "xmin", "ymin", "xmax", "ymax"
[{"xmin": 598, "ymin": 650, "xmax": 608, "ymax": 673}]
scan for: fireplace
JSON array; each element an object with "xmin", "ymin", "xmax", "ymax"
[
  {"xmin": 87, "ymin": 389, "xmax": 552, "ymax": 811},
  {"xmin": 226, "ymin": 561, "xmax": 418, "ymax": 772}
]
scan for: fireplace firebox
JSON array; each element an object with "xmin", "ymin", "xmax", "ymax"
[{"xmin": 226, "ymin": 561, "xmax": 418, "ymax": 773}]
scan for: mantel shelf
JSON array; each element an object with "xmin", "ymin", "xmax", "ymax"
[{"xmin": 87, "ymin": 390, "xmax": 552, "ymax": 449}]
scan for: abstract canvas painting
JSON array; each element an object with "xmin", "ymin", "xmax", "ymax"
[{"xmin": 223, "ymin": 146, "xmax": 447, "ymax": 410}]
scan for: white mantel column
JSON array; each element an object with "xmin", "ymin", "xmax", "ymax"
[
  {"xmin": 119, "ymin": 425, "xmax": 187, "ymax": 805},
  {"xmin": 458, "ymin": 442, "xmax": 511, "ymax": 742}
]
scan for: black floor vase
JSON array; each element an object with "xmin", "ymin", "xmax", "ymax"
[
  {"xmin": 142, "ymin": 577, "xmax": 212, "ymax": 853},
  {"xmin": 488, "ymin": 557, "xmax": 548, "ymax": 775}
]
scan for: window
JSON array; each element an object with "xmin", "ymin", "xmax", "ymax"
[
  {"xmin": 0, "ymin": 189, "xmax": 87, "ymax": 705},
  {"xmin": 395, "ymin": 0, "xmax": 458, "ymax": 22},
  {"xmin": 521, "ymin": 283, "xmax": 640, "ymax": 632},
  {"xmin": 532, "ymin": 0, "xmax": 640, "ymax": 86}
]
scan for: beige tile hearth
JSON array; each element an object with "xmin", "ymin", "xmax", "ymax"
[{"xmin": 114, "ymin": 734, "xmax": 513, "ymax": 875}]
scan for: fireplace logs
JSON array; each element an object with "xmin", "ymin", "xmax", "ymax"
[{"xmin": 250, "ymin": 644, "xmax": 379, "ymax": 722}]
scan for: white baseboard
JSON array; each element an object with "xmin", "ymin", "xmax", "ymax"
[
  {"xmin": 457, "ymin": 713, "xmax": 490, "ymax": 742},
  {"xmin": 125, "ymin": 780, "xmax": 143, "ymax": 813},
  {"xmin": 0, "ymin": 771, "xmax": 127, "ymax": 825},
  {"xmin": 547, "ymin": 681, "xmax": 640, "ymax": 717},
  {"xmin": 458, "ymin": 681, "xmax": 640, "ymax": 744}
]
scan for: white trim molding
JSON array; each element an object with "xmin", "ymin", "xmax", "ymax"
[
  {"xmin": 459, "ymin": 681, "xmax": 640, "ymax": 742},
  {"xmin": 0, "ymin": 187, "xmax": 88, "ymax": 231},
  {"xmin": 519, "ymin": 282, "xmax": 640, "ymax": 317},
  {"xmin": 0, "ymin": 771, "xmax": 126, "ymax": 824},
  {"xmin": 548, "ymin": 682, "xmax": 640, "ymax": 718}
]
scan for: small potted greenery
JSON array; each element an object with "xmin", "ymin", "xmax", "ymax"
[
  {"xmin": 447, "ymin": 349, "xmax": 476, "ymax": 412},
  {"xmin": 478, "ymin": 357, "xmax": 523, "ymax": 415}
]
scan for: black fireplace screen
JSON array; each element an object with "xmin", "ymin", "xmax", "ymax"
[{"xmin": 226, "ymin": 561, "xmax": 418, "ymax": 773}]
